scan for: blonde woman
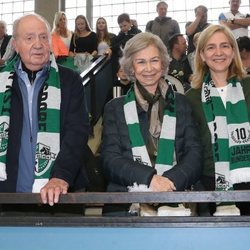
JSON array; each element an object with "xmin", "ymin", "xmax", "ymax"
[
  {"xmin": 69, "ymin": 15, "xmax": 97, "ymax": 57},
  {"xmin": 186, "ymin": 24, "xmax": 250, "ymax": 216},
  {"xmin": 51, "ymin": 12, "xmax": 72, "ymax": 58}
]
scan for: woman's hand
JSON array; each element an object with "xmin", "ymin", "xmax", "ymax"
[{"xmin": 149, "ymin": 175, "xmax": 176, "ymax": 192}]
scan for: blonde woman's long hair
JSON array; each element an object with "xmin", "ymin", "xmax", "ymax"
[
  {"xmin": 192, "ymin": 24, "xmax": 246, "ymax": 89},
  {"xmin": 52, "ymin": 11, "xmax": 68, "ymax": 33},
  {"xmin": 73, "ymin": 15, "xmax": 92, "ymax": 47}
]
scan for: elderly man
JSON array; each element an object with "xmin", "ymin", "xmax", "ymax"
[
  {"xmin": 0, "ymin": 14, "xmax": 89, "ymax": 207},
  {"xmin": 145, "ymin": 1, "xmax": 180, "ymax": 48},
  {"xmin": 185, "ymin": 5, "xmax": 210, "ymax": 54},
  {"xmin": 219, "ymin": 0, "xmax": 250, "ymax": 38}
]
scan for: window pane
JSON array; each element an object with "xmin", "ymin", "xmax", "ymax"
[
  {"xmin": 0, "ymin": 1, "xmax": 35, "ymax": 33},
  {"xmin": 65, "ymin": 0, "xmax": 250, "ymax": 35}
]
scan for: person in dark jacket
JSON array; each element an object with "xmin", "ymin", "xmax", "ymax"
[
  {"xmin": 0, "ymin": 20, "xmax": 12, "ymax": 65},
  {"xmin": 145, "ymin": 1, "xmax": 180, "ymax": 48},
  {"xmin": 101, "ymin": 32, "xmax": 202, "ymax": 216},
  {"xmin": 111, "ymin": 13, "xmax": 141, "ymax": 75},
  {"xmin": 0, "ymin": 14, "xmax": 89, "ymax": 207}
]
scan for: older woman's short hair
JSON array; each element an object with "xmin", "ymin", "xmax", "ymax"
[{"xmin": 119, "ymin": 32, "xmax": 170, "ymax": 82}]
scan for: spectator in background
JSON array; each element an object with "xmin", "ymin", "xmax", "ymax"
[
  {"xmin": 237, "ymin": 36, "xmax": 250, "ymax": 75},
  {"xmin": 131, "ymin": 19, "xmax": 138, "ymax": 29},
  {"xmin": 113, "ymin": 65, "xmax": 133, "ymax": 97},
  {"xmin": 96, "ymin": 17, "xmax": 116, "ymax": 57},
  {"xmin": 51, "ymin": 11, "xmax": 72, "ymax": 58},
  {"xmin": 69, "ymin": 15, "xmax": 98, "ymax": 57},
  {"xmin": 112, "ymin": 13, "xmax": 141, "ymax": 75},
  {"xmin": 51, "ymin": 12, "xmax": 76, "ymax": 71},
  {"xmin": 185, "ymin": 5, "xmax": 210, "ymax": 54},
  {"xmin": 145, "ymin": 1, "xmax": 180, "ymax": 48},
  {"xmin": 187, "ymin": 32, "xmax": 201, "ymax": 72},
  {"xmin": 112, "ymin": 13, "xmax": 141, "ymax": 58},
  {"xmin": 69, "ymin": 15, "xmax": 98, "ymax": 72},
  {"xmin": 168, "ymin": 33, "xmax": 192, "ymax": 92},
  {"xmin": 219, "ymin": 0, "xmax": 250, "ymax": 39},
  {"xmin": 0, "ymin": 20, "xmax": 13, "ymax": 65},
  {"xmin": 0, "ymin": 14, "xmax": 89, "ymax": 207},
  {"xmin": 0, "ymin": 37, "xmax": 16, "ymax": 66}
]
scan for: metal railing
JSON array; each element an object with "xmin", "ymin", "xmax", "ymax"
[{"xmin": 1, "ymin": 191, "xmax": 250, "ymax": 228}]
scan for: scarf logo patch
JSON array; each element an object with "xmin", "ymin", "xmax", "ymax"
[
  {"xmin": 35, "ymin": 143, "xmax": 56, "ymax": 176},
  {"xmin": 231, "ymin": 128, "xmax": 250, "ymax": 144},
  {"xmin": 215, "ymin": 173, "xmax": 230, "ymax": 191},
  {"xmin": 0, "ymin": 122, "xmax": 9, "ymax": 153},
  {"xmin": 133, "ymin": 155, "xmax": 149, "ymax": 166}
]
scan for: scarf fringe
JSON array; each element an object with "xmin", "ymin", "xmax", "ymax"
[
  {"xmin": 213, "ymin": 204, "xmax": 240, "ymax": 216},
  {"xmin": 230, "ymin": 167, "xmax": 250, "ymax": 184},
  {"xmin": 0, "ymin": 162, "xmax": 7, "ymax": 181}
]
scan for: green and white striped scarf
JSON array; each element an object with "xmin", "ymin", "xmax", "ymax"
[
  {"xmin": 202, "ymin": 74, "xmax": 250, "ymax": 215},
  {"xmin": 0, "ymin": 54, "xmax": 61, "ymax": 192},
  {"xmin": 202, "ymin": 74, "xmax": 250, "ymax": 190},
  {"xmin": 124, "ymin": 83, "xmax": 176, "ymax": 175}
]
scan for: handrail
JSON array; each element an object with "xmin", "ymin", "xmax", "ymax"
[
  {"xmin": 80, "ymin": 55, "xmax": 109, "ymax": 86},
  {"xmin": 1, "ymin": 191, "xmax": 250, "ymax": 204},
  {"xmin": 1, "ymin": 191, "xmax": 250, "ymax": 227}
]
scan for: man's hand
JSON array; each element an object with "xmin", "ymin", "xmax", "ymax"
[
  {"xmin": 149, "ymin": 175, "xmax": 176, "ymax": 192},
  {"xmin": 40, "ymin": 178, "xmax": 69, "ymax": 206},
  {"xmin": 196, "ymin": 7, "xmax": 205, "ymax": 20}
]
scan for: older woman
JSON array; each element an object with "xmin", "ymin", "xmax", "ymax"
[
  {"xmin": 101, "ymin": 32, "xmax": 202, "ymax": 216},
  {"xmin": 186, "ymin": 24, "xmax": 250, "ymax": 216}
]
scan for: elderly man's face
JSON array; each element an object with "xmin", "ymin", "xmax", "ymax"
[{"xmin": 13, "ymin": 15, "xmax": 51, "ymax": 71}]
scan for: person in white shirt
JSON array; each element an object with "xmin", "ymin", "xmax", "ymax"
[{"xmin": 218, "ymin": 0, "xmax": 250, "ymax": 38}]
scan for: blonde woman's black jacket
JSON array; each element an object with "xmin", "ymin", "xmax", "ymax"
[{"xmin": 101, "ymin": 92, "xmax": 202, "ymax": 193}]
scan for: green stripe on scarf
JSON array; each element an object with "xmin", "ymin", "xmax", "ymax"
[
  {"xmin": 227, "ymin": 100, "xmax": 249, "ymax": 124},
  {"xmin": 156, "ymin": 138, "xmax": 175, "ymax": 165},
  {"xmin": 0, "ymin": 54, "xmax": 61, "ymax": 193},
  {"xmin": 124, "ymin": 84, "xmax": 176, "ymax": 175}
]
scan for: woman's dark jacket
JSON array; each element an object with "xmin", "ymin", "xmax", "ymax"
[{"xmin": 101, "ymin": 92, "xmax": 202, "ymax": 192}]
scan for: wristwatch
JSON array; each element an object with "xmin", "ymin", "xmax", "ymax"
[{"xmin": 227, "ymin": 18, "xmax": 235, "ymax": 24}]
